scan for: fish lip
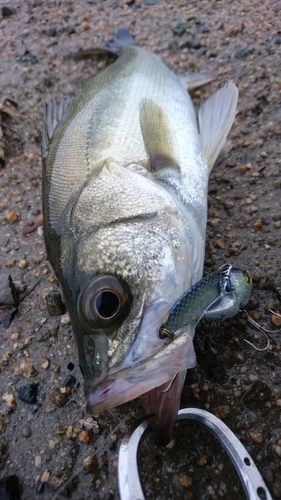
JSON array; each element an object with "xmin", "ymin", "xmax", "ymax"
[{"xmin": 85, "ymin": 326, "xmax": 196, "ymax": 413}]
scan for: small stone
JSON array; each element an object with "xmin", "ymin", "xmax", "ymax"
[
  {"xmin": 22, "ymin": 425, "xmax": 32, "ymax": 437},
  {"xmin": 214, "ymin": 239, "xmax": 225, "ymax": 250},
  {"xmin": 2, "ymin": 393, "xmax": 16, "ymax": 409},
  {"xmin": 81, "ymin": 21, "xmax": 90, "ymax": 30},
  {"xmin": 173, "ymin": 21, "xmax": 188, "ymax": 36},
  {"xmin": 178, "ymin": 474, "xmax": 192, "ymax": 488},
  {"xmin": 274, "ymin": 221, "xmax": 281, "ymax": 229},
  {"xmin": 18, "ymin": 383, "xmax": 38, "ymax": 404},
  {"xmin": 213, "ymin": 405, "xmax": 230, "ymax": 419},
  {"xmin": 61, "ymin": 313, "xmax": 70, "ymax": 325},
  {"xmin": 272, "ymin": 444, "xmax": 281, "ymax": 457},
  {"xmin": 249, "ymin": 429, "xmax": 264, "ymax": 444},
  {"xmin": 276, "ymin": 399, "xmax": 281, "ymax": 407},
  {"xmin": 198, "ymin": 455, "xmax": 207, "ymax": 465},
  {"xmin": 41, "ymin": 469, "xmax": 51, "ymax": 483},
  {"xmin": 83, "ymin": 456, "xmax": 96, "ymax": 473},
  {"xmin": 46, "ymin": 293, "xmax": 66, "ymax": 316},
  {"xmin": 6, "ymin": 211, "xmax": 19, "ymax": 224},
  {"xmin": 18, "ymin": 259, "xmax": 29, "ymax": 269},
  {"xmin": 235, "ymin": 46, "xmax": 254, "ymax": 58},
  {"xmin": 79, "ymin": 430, "xmax": 90, "ymax": 444},
  {"xmin": 11, "ymin": 332, "xmax": 20, "ymax": 341},
  {"xmin": 82, "ymin": 417, "xmax": 99, "ymax": 433},
  {"xmin": 35, "ymin": 455, "xmax": 42, "ymax": 468},
  {"xmin": 252, "ymin": 219, "xmax": 262, "ymax": 229},
  {"xmin": 42, "ymin": 359, "xmax": 50, "ymax": 370},
  {"xmin": 15, "ymin": 359, "xmax": 37, "ymax": 379},
  {"xmin": 48, "ymin": 389, "xmax": 70, "ymax": 407},
  {"xmin": 271, "ymin": 313, "xmax": 281, "ymax": 327}
]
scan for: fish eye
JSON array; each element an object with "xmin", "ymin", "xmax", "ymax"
[
  {"xmin": 78, "ymin": 275, "xmax": 132, "ymax": 331},
  {"xmin": 243, "ymin": 271, "xmax": 251, "ymax": 284}
]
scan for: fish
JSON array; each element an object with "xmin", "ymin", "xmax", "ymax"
[
  {"xmin": 159, "ymin": 265, "xmax": 253, "ymax": 339},
  {"xmin": 42, "ymin": 29, "xmax": 238, "ymax": 444}
]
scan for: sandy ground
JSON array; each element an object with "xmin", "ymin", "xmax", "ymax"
[{"xmin": 0, "ymin": 0, "xmax": 281, "ymax": 499}]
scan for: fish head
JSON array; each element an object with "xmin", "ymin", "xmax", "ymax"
[{"xmin": 51, "ymin": 160, "xmax": 203, "ymax": 413}]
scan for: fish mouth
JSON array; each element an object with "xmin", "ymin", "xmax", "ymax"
[{"xmin": 86, "ymin": 325, "xmax": 196, "ymax": 414}]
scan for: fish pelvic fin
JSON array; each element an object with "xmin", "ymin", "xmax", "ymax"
[
  {"xmin": 199, "ymin": 82, "xmax": 238, "ymax": 171},
  {"xmin": 42, "ymin": 95, "xmax": 73, "ymax": 158},
  {"xmin": 140, "ymin": 98, "xmax": 180, "ymax": 173}
]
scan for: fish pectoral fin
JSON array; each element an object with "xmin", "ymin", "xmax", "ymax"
[
  {"xmin": 140, "ymin": 98, "xmax": 180, "ymax": 173},
  {"xmin": 42, "ymin": 95, "xmax": 73, "ymax": 158},
  {"xmin": 198, "ymin": 82, "xmax": 238, "ymax": 171},
  {"xmin": 177, "ymin": 70, "xmax": 217, "ymax": 90}
]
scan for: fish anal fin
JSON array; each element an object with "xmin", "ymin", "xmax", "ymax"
[
  {"xmin": 140, "ymin": 98, "xmax": 180, "ymax": 174},
  {"xmin": 42, "ymin": 95, "xmax": 73, "ymax": 158},
  {"xmin": 199, "ymin": 82, "xmax": 238, "ymax": 171}
]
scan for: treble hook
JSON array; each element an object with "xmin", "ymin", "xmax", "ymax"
[{"xmin": 242, "ymin": 309, "xmax": 281, "ymax": 351}]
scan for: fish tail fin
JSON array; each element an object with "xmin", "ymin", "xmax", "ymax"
[
  {"xmin": 105, "ymin": 28, "xmax": 135, "ymax": 55},
  {"xmin": 199, "ymin": 82, "xmax": 238, "ymax": 171}
]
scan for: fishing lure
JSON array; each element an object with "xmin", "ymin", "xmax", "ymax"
[{"xmin": 159, "ymin": 264, "xmax": 252, "ymax": 339}]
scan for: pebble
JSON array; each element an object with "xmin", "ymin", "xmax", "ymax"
[
  {"xmin": 61, "ymin": 312, "xmax": 70, "ymax": 325},
  {"xmin": 15, "ymin": 359, "xmax": 37, "ymax": 379},
  {"xmin": 18, "ymin": 383, "xmax": 38, "ymax": 404},
  {"xmin": 235, "ymin": 46, "xmax": 254, "ymax": 58},
  {"xmin": 48, "ymin": 389, "xmax": 71, "ymax": 408},
  {"xmin": 10, "ymin": 331, "xmax": 21, "ymax": 341},
  {"xmin": 2, "ymin": 393, "xmax": 16, "ymax": 409},
  {"xmin": 6, "ymin": 211, "xmax": 19, "ymax": 224},
  {"xmin": 35, "ymin": 455, "xmax": 42, "ymax": 468},
  {"xmin": 41, "ymin": 469, "xmax": 51, "ymax": 483},
  {"xmin": 79, "ymin": 430, "xmax": 91, "ymax": 444},
  {"xmin": 178, "ymin": 474, "xmax": 192, "ymax": 488},
  {"xmin": 22, "ymin": 425, "xmax": 32, "ymax": 437},
  {"xmin": 271, "ymin": 314, "xmax": 281, "ymax": 327},
  {"xmin": 172, "ymin": 21, "xmax": 188, "ymax": 36},
  {"xmin": 18, "ymin": 259, "xmax": 29, "ymax": 269},
  {"xmin": 46, "ymin": 293, "xmax": 66, "ymax": 316}
]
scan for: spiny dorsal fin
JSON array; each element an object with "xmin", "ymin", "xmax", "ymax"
[
  {"xmin": 199, "ymin": 82, "xmax": 238, "ymax": 171},
  {"xmin": 140, "ymin": 98, "xmax": 180, "ymax": 173},
  {"xmin": 42, "ymin": 95, "xmax": 73, "ymax": 158}
]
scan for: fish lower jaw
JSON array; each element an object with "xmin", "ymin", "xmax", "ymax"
[{"xmin": 86, "ymin": 329, "xmax": 196, "ymax": 413}]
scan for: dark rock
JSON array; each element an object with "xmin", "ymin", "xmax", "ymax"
[
  {"xmin": 46, "ymin": 293, "xmax": 66, "ymax": 316},
  {"xmin": 63, "ymin": 375, "xmax": 76, "ymax": 389},
  {"xmin": 197, "ymin": 25, "xmax": 210, "ymax": 33},
  {"xmin": 173, "ymin": 22, "xmax": 188, "ymax": 36},
  {"xmin": 196, "ymin": 48, "xmax": 206, "ymax": 57},
  {"xmin": 235, "ymin": 46, "xmax": 254, "ymax": 58},
  {"xmin": 67, "ymin": 362, "xmax": 75, "ymax": 371},
  {"xmin": 18, "ymin": 383, "xmax": 38, "ymax": 404},
  {"xmin": 192, "ymin": 39, "xmax": 201, "ymax": 49},
  {"xmin": 0, "ymin": 475, "xmax": 21, "ymax": 500},
  {"xmin": 2, "ymin": 6, "xmax": 16, "ymax": 18},
  {"xmin": 0, "ymin": 306, "xmax": 17, "ymax": 329}
]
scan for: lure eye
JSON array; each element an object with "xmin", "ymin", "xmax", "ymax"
[
  {"xmin": 243, "ymin": 271, "xmax": 251, "ymax": 284},
  {"xmin": 78, "ymin": 275, "xmax": 132, "ymax": 332}
]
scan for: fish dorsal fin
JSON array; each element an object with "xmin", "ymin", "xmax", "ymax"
[
  {"xmin": 42, "ymin": 95, "xmax": 73, "ymax": 158},
  {"xmin": 198, "ymin": 83, "xmax": 238, "ymax": 171},
  {"xmin": 140, "ymin": 98, "xmax": 180, "ymax": 173}
]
